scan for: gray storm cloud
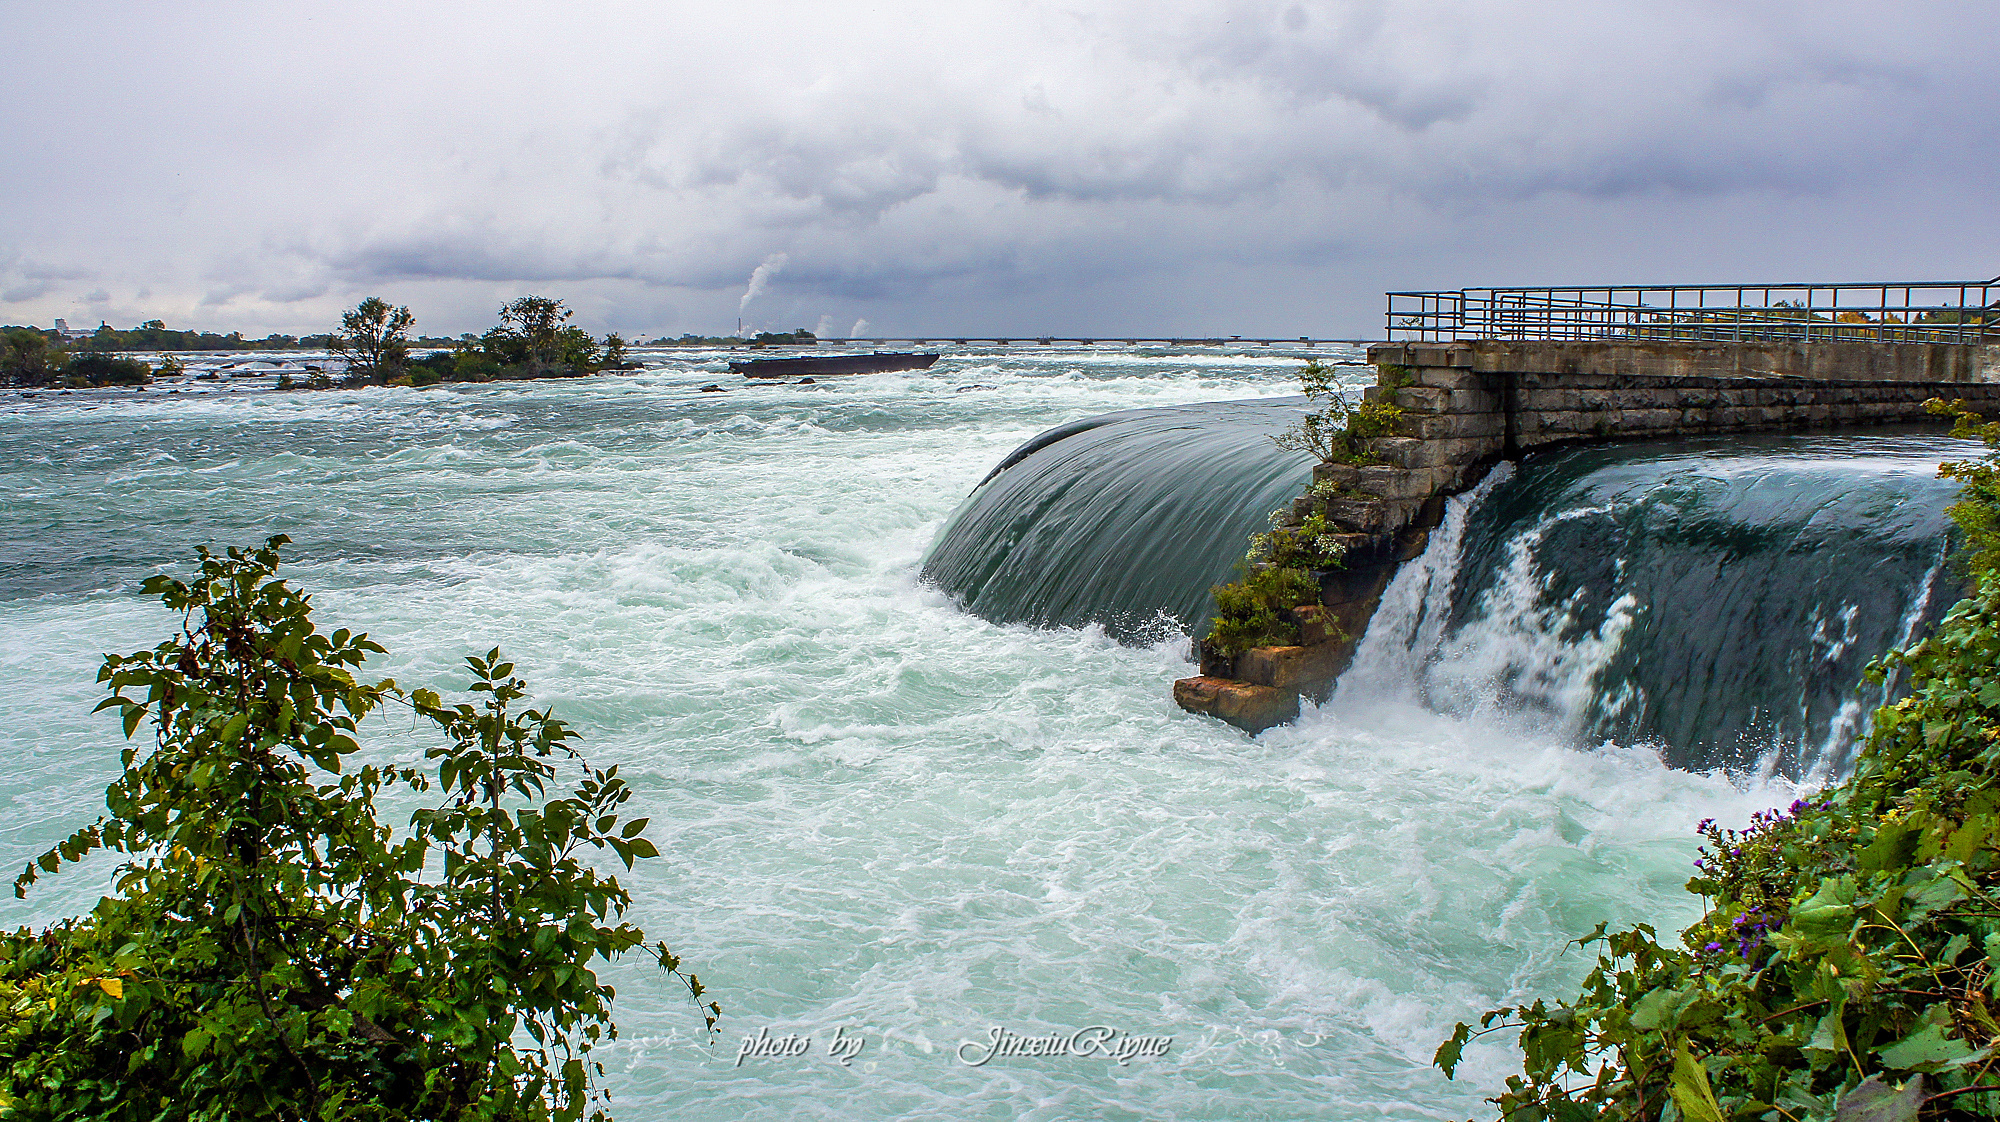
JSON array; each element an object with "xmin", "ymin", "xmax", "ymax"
[{"xmin": 0, "ymin": 0, "xmax": 1994, "ymax": 337}]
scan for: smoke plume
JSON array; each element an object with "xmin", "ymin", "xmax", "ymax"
[{"xmin": 738, "ymin": 253, "xmax": 788, "ymax": 312}]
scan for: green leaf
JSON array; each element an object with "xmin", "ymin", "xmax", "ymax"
[
  {"xmin": 1859, "ymin": 821, "xmax": 1921, "ymax": 872},
  {"xmin": 1669, "ymin": 1043, "xmax": 1729, "ymax": 1122},
  {"xmin": 1809, "ymin": 1008, "xmax": 1850, "ymax": 1055},
  {"xmin": 1792, "ymin": 876, "xmax": 1859, "ymax": 937},
  {"xmin": 1630, "ymin": 985, "xmax": 1692, "ymax": 1032},
  {"xmin": 1433, "ymin": 1022, "xmax": 1472, "ymax": 1079},
  {"xmin": 1834, "ymin": 1074, "xmax": 1925, "ymax": 1122},
  {"xmin": 1877, "ymin": 1020, "xmax": 1982, "ymax": 1071}
]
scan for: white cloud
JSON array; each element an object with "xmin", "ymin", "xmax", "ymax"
[{"xmin": 1, "ymin": 0, "xmax": 1994, "ymax": 336}]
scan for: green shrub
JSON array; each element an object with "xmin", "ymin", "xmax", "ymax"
[
  {"xmin": 1272, "ymin": 359, "xmax": 1405, "ymax": 464},
  {"xmin": 0, "ymin": 537, "xmax": 715, "ymax": 1119},
  {"xmin": 453, "ymin": 349, "xmax": 501, "ymax": 382},
  {"xmin": 1202, "ymin": 504, "xmax": 1348, "ymax": 657},
  {"xmin": 0, "ymin": 328, "xmax": 65, "ymax": 386},
  {"xmin": 1207, "ymin": 563, "xmax": 1323, "ymax": 656},
  {"xmin": 62, "ymin": 352, "xmax": 151, "ymax": 387}
]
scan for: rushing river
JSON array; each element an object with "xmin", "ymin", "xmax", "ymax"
[{"xmin": 0, "ymin": 346, "xmax": 1900, "ymax": 1120}]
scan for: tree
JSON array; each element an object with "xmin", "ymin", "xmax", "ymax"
[
  {"xmin": 0, "ymin": 327, "xmax": 65, "ymax": 386},
  {"xmin": 600, "ymin": 333, "xmax": 630, "ymax": 370},
  {"xmin": 0, "ymin": 537, "xmax": 714, "ymax": 1119},
  {"xmin": 333, "ymin": 297, "xmax": 416, "ymax": 384},
  {"xmin": 498, "ymin": 296, "xmax": 572, "ymax": 373}
]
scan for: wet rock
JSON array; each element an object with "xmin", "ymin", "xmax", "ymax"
[{"xmin": 1172, "ymin": 676, "xmax": 1299, "ymax": 733}]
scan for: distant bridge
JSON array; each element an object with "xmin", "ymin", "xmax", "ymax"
[{"xmin": 803, "ymin": 336, "xmax": 1374, "ymax": 348}]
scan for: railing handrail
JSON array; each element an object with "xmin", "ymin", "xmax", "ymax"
[{"xmin": 1387, "ymin": 276, "xmax": 2000, "ymax": 344}]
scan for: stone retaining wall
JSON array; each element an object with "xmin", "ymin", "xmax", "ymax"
[{"xmin": 1173, "ymin": 339, "xmax": 2000, "ymax": 733}]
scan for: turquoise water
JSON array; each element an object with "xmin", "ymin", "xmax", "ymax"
[{"xmin": 0, "ymin": 347, "xmax": 1799, "ymax": 1120}]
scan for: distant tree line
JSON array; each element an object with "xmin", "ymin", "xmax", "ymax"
[
  {"xmin": 645, "ymin": 329, "xmax": 819, "ymax": 347},
  {"xmin": 72, "ymin": 321, "xmax": 341, "ymax": 352},
  {"xmin": 0, "ymin": 295, "xmax": 648, "ymax": 390},
  {"xmin": 0, "ymin": 328, "xmax": 154, "ymax": 388}
]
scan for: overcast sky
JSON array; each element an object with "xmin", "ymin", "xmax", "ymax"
[{"xmin": 2, "ymin": 0, "xmax": 1994, "ymax": 338}]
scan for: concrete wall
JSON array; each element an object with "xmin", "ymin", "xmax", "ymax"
[{"xmin": 1173, "ymin": 339, "xmax": 2000, "ymax": 732}]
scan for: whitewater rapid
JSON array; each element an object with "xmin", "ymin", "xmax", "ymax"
[{"xmin": 0, "ymin": 346, "xmax": 1805, "ymax": 1120}]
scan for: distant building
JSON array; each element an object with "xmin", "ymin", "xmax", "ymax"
[{"xmin": 52, "ymin": 319, "xmax": 97, "ymax": 340}]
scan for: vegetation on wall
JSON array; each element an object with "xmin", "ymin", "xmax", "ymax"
[
  {"xmin": 1435, "ymin": 398, "xmax": 2000, "ymax": 1122},
  {"xmin": 1270, "ymin": 358, "xmax": 1406, "ymax": 466},
  {"xmin": 1200, "ymin": 358, "xmax": 1383, "ymax": 658},
  {"xmin": 0, "ymin": 537, "xmax": 714, "ymax": 1119}
]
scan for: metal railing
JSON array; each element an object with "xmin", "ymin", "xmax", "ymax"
[{"xmin": 1387, "ymin": 277, "xmax": 2000, "ymax": 345}]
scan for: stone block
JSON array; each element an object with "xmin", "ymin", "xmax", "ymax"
[
  {"xmin": 1350, "ymin": 464, "xmax": 1449, "ymax": 501},
  {"xmin": 1384, "ymin": 384, "xmax": 1446, "ymax": 412},
  {"xmin": 1537, "ymin": 410, "xmax": 1585, "ymax": 434},
  {"xmin": 1404, "ymin": 367, "xmax": 1493, "ymax": 392},
  {"xmin": 1197, "ymin": 643, "xmax": 1236, "ymax": 679},
  {"xmin": 1615, "ymin": 408, "xmax": 1680, "ymax": 434},
  {"xmin": 1325, "ymin": 532, "xmax": 1390, "ymax": 565},
  {"xmin": 1290, "ymin": 604, "xmax": 1342, "ymax": 647},
  {"xmin": 1238, "ymin": 643, "xmax": 1350, "ymax": 691},
  {"xmin": 1312, "ymin": 462, "xmax": 1364, "ymax": 488},
  {"xmin": 1373, "ymin": 435, "xmax": 1501, "ymax": 468},
  {"xmin": 1173, "ymin": 676, "xmax": 1299, "ymax": 733},
  {"xmin": 1323, "ymin": 497, "xmax": 1375, "ymax": 532},
  {"xmin": 1405, "ymin": 346, "xmax": 1473, "ymax": 369},
  {"xmin": 1395, "ymin": 527, "xmax": 1432, "ymax": 561},
  {"xmin": 1397, "ymin": 412, "xmax": 1505, "ymax": 441}
]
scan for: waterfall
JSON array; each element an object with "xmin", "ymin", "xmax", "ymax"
[
  {"xmin": 1337, "ymin": 433, "xmax": 1965, "ymax": 777},
  {"xmin": 921, "ymin": 398, "xmax": 1316, "ymax": 640},
  {"xmin": 929, "ymin": 401, "xmax": 1971, "ymax": 778}
]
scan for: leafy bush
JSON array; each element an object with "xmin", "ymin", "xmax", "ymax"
[
  {"xmin": 0, "ymin": 537, "xmax": 714, "ymax": 1119},
  {"xmin": 453, "ymin": 348, "xmax": 502, "ymax": 382},
  {"xmin": 1203, "ymin": 505, "xmax": 1348, "ymax": 657},
  {"xmin": 61, "ymin": 352, "xmax": 152, "ymax": 387},
  {"xmin": 1272, "ymin": 359, "xmax": 1407, "ymax": 465},
  {"xmin": 1207, "ymin": 563, "xmax": 1323, "ymax": 656},
  {"xmin": 1436, "ymin": 400, "xmax": 2000, "ymax": 1122}
]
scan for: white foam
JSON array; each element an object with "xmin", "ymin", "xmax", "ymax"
[{"xmin": 0, "ymin": 351, "xmax": 1805, "ymax": 1122}]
